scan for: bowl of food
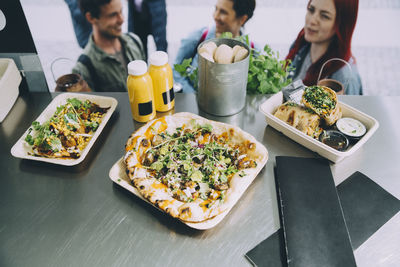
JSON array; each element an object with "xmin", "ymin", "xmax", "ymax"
[
  {"xmin": 336, "ymin": 117, "xmax": 366, "ymax": 141},
  {"xmin": 319, "ymin": 130, "xmax": 349, "ymax": 151}
]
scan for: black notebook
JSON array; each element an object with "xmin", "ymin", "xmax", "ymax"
[
  {"xmin": 246, "ymin": 158, "xmax": 400, "ymax": 267},
  {"xmin": 337, "ymin": 171, "xmax": 400, "ymax": 249},
  {"xmin": 274, "ymin": 157, "xmax": 356, "ymax": 267}
]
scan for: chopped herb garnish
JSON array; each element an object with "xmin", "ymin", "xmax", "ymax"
[
  {"xmin": 142, "ymin": 123, "xmax": 257, "ymax": 203},
  {"xmin": 24, "ymin": 98, "xmax": 109, "ymax": 159}
]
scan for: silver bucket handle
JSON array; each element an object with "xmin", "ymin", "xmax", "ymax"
[{"xmin": 317, "ymin": 57, "xmax": 352, "ymax": 91}]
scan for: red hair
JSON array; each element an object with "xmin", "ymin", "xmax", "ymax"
[{"xmin": 286, "ymin": 0, "xmax": 359, "ymax": 85}]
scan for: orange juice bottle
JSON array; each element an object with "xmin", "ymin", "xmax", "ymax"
[
  {"xmin": 127, "ymin": 60, "xmax": 156, "ymax": 122},
  {"xmin": 148, "ymin": 51, "xmax": 175, "ymax": 112}
]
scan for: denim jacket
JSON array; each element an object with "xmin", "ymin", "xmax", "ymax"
[
  {"xmin": 288, "ymin": 43, "xmax": 363, "ymax": 95},
  {"xmin": 173, "ymin": 26, "xmax": 216, "ymax": 93}
]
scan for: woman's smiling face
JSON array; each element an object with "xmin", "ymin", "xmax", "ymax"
[
  {"xmin": 304, "ymin": 0, "xmax": 336, "ymax": 45},
  {"xmin": 213, "ymin": 0, "xmax": 244, "ymax": 36}
]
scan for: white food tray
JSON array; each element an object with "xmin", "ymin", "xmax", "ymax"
[
  {"xmin": 109, "ymin": 113, "xmax": 269, "ymax": 229},
  {"xmin": 11, "ymin": 93, "xmax": 118, "ymax": 166},
  {"xmin": 259, "ymin": 91, "xmax": 379, "ymax": 163},
  {"xmin": 0, "ymin": 58, "xmax": 21, "ymax": 122}
]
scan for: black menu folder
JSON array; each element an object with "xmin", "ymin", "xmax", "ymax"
[
  {"xmin": 245, "ymin": 228, "xmax": 287, "ymax": 267},
  {"xmin": 338, "ymin": 171, "xmax": 400, "ymax": 249},
  {"xmin": 246, "ymin": 158, "xmax": 400, "ymax": 267},
  {"xmin": 272, "ymin": 157, "xmax": 356, "ymax": 267}
]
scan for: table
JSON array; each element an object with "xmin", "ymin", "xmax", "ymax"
[{"xmin": 1, "ymin": 92, "xmax": 399, "ymax": 267}]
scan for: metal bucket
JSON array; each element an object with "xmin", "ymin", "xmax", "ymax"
[
  {"xmin": 199, "ymin": 108, "xmax": 244, "ymax": 129},
  {"xmin": 197, "ymin": 38, "xmax": 250, "ymax": 116}
]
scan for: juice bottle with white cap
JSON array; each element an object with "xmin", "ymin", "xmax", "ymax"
[
  {"xmin": 127, "ymin": 60, "xmax": 156, "ymax": 122},
  {"xmin": 148, "ymin": 51, "xmax": 175, "ymax": 112}
]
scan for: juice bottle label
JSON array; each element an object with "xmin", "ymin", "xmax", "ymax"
[
  {"xmin": 138, "ymin": 100, "xmax": 154, "ymax": 116},
  {"xmin": 162, "ymin": 87, "xmax": 175, "ymax": 105},
  {"xmin": 149, "ymin": 63, "xmax": 174, "ymax": 112}
]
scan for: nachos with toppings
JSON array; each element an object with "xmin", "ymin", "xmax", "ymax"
[
  {"xmin": 124, "ymin": 113, "xmax": 268, "ymax": 223},
  {"xmin": 24, "ymin": 98, "xmax": 109, "ymax": 159}
]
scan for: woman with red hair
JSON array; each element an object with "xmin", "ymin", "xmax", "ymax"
[{"xmin": 286, "ymin": 0, "xmax": 362, "ymax": 95}]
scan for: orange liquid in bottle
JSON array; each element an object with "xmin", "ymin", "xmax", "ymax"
[
  {"xmin": 127, "ymin": 60, "xmax": 156, "ymax": 122},
  {"xmin": 149, "ymin": 51, "xmax": 175, "ymax": 112}
]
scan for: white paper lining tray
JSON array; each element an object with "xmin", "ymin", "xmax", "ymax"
[
  {"xmin": 259, "ymin": 91, "xmax": 379, "ymax": 163},
  {"xmin": 11, "ymin": 93, "xmax": 117, "ymax": 166}
]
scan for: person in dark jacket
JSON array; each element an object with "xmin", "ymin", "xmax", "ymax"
[
  {"xmin": 127, "ymin": 0, "xmax": 168, "ymax": 58},
  {"xmin": 64, "ymin": 0, "xmax": 92, "ymax": 48},
  {"xmin": 173, "ymin": 0, "xmax": 256, "ymax": 92}
]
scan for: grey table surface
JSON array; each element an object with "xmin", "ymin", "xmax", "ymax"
[{"xmin": 1, "ymin": 92, "xmax": 399, "ymax": 267}]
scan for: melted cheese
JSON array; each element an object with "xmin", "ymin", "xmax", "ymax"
[
  {"xmin": 200, "ymin": 200, "xmax": 211, "ymax": 212},
  {"xmin": 219, "ymin": 132, "xmax": 228, "ymax": 142},
  {"xmin": 125, "ymin": 136, "xmax": 140, "ymax": 151},
  {"xmin": 151, "ymin": 182, "xmax": 168, "ymax": 190},
  {"xmin": 198, "ymin": 133, "xmax": 210, "ymax": 145},
  {"xmin": 135, "ymin": 151, "xmax": 143, "ymax": 168},
  {"xmin": 144, "ymin": 117, "xmax": 168, "ymax": 140}
]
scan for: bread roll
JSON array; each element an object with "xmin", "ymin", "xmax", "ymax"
[
  {"xmin": 232, "ymin": 45, "xmax": 243, "ymax": 57},
  {"xmin": 234, "ymin": 48, "xmax": 248, "ymax": 62},
  {"xmin": 214, "ymin": 44, "xmax": 233, "ymax": 64},
  {"xmin": 200, "ymin": 51, "xmax": 214, "ymax": 62},
  {"xmin": 199, "ymin": 42, "xmax": 217, "ymax": 57}
]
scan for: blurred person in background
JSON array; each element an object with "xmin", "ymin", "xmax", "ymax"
[
  {"xmin": 64, "ymin": 0, "xmax": 92, "ymax": 48},
  {"xmin": 127, "ymin": 0, "xmax": 168, "ymax": 58},
  {"xmin": 286, "ymin": 0, "xmax": 362, "ymax": 95},
  {"xmin": 173, "ymin": 0, "xmax": 256, "ymax": 93},
  {"xmin": 73, "ymin": 0, "xmax": 145, "ymax": 92}
]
